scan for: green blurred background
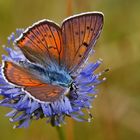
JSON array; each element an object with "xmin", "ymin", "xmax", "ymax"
[{"xmin": 0, "ymin": 0, "xmax": 140, "ymax": 140}]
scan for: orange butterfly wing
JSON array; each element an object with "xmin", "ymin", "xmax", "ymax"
[
  {"xmin": 3, "ymin": 61, "xmax": 42, "ymax": 86},
  {"xmin": 15, "ymin": 20, "xmax": 63, "ymax": 66},
  {"xmin": 3, "ymin": 61, "xmax": 67, "ymax": 102},
  {"xmin": 24, "ymin": 84, "xmax": 66, "ymax": 102},
  {"xmin": 61, "ymin": 12, "xmax": 103, "ymax": 73}
]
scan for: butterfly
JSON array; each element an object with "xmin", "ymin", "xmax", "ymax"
[{"xmin": 2, "ymin": 12, "xmax": 104, "ymax": 103}]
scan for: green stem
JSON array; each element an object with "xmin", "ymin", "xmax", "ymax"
[{"xmin": 56, "ymin": 126, "xmax": 66, "ymax": 140}]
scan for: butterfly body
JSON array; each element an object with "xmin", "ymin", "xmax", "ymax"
[
  {"xmin": 2, "ymin": 12, "xmax": 104, "ymax": 102},
  {"xmin": 19, "ymin": 60, "xmax": 72, "ymax": 88}
]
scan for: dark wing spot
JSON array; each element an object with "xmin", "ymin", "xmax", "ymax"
[
  {"xmin": 49, "ymin": 35, "xmax": 52, "ymax": 38},
  {"xmin": 81, "ymin": 31, "xmax": 84, "ymax": 34},
  {"xmin": 79, "ymin": 54, "xmax": 82, "ymax": 57},
  {"xmin": 87, "ymin": 26, "xmax": 90, "ymax": 30},
  {"xmin": 75, "ymin": 32, "xmax": 79, "ymax": 35},
  {"xmin": 83, "ymin": 42, "xmax": 88, "ymax": 47},
  {"xmin": 91, "ymin": 28, "xmax": 93, "ymax": 31}
]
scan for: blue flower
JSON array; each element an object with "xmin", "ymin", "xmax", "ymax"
[{"xmin": 0, "ymin": 30, "xmax": 105, "ymax": 128}]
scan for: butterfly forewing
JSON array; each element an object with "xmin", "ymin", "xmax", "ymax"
[
  {"xmin": 16, "ymin": 20, "xmax": 63, "ymax": 66},
  {"xmin": 61, "ymin": 12, "xmax": 103, "ymax": 73}
]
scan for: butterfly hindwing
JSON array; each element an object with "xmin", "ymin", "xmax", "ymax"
[
  {"xmin": 24, "ymin": 84, "xmax": 66, "ymax": 102},
  {"xmin": 61, "ymin": 12, "xmax": 103, "ymax": 73},
  {"xmin": 3, "ymin": 61, "xmax": 66, "ymax": 102},
  {"xmin": 15, "ymin": 20, "xmax": 63, "ymax": 66}
]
